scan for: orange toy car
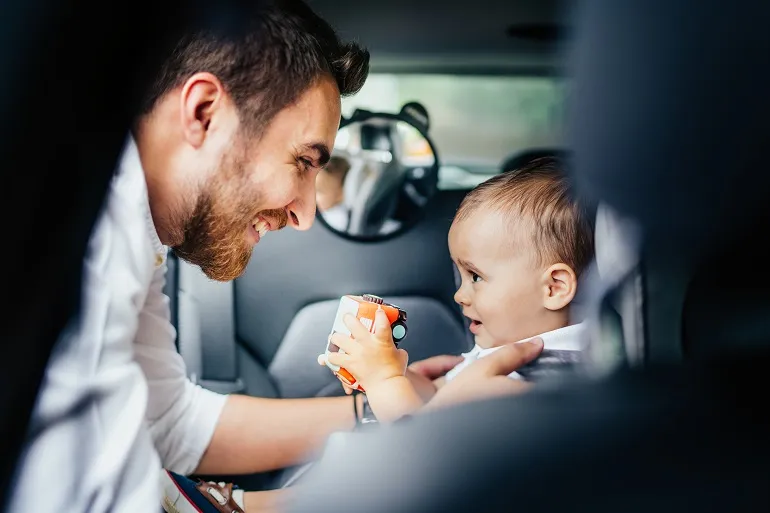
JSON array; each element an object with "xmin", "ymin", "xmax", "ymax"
[{"xmin": 324, "ymin": 294, "xmax": 408, "ymax": 392}]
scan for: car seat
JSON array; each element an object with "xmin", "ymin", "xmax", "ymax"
[{"xmin": 285, "ymin": 1, "xmax": 770, "ymax": 512}]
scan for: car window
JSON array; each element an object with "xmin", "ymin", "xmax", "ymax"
[{"xmin": 341, "ymin": 73, "xmax": 567, "ymax": 189}]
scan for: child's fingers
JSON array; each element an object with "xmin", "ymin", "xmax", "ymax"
[
  {"xmin": 330, "ymin": 332, "xmax": 358, "ymax": 354},
  {"xmin": 373, "ymin": 307, "xmax": 393, "ymax": 343},
  {"xmin": 326, "ymin": 351, "xmax": 349, "ymax": 368},
  {"xmin": 317, "ymin": 354, "xmax": 327, "ymax": 366},
  {"xmin": 343, "ymin": 313, "xmax": 374, "ymax": 340},
  {"xmin": 335, "ymin": 372, "xmax": 358, "ymax": 390},
  {"xmin": 397, "ymin": 348, "xmax": 409, "ymax": 370}
]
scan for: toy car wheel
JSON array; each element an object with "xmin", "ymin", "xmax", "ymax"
[{"xmin": 391, "ymin": 322, "xmax": 407, "ymax": 343}]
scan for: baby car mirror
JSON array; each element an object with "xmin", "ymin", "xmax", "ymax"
[{"xmin": 316, "ymin": 103, "xmax": 440, "ymax": 241}]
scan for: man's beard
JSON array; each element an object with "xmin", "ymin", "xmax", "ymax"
[{"xmin": 172, "ymin": 148, "xmax": 287, "ymax": 282}]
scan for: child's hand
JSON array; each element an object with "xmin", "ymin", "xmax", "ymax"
[{"xmin": 323, "ymin": 306, "xmax": 408, "ymax": 391}]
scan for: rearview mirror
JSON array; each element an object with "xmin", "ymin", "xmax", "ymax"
[{"xmin": 316, "ymin": 104, "xmax": 440, "ymax": 240}]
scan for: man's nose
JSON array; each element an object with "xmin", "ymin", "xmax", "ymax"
[{"xmin": 286, "ymin": 181, "xmax": 317, "ymax": 231}]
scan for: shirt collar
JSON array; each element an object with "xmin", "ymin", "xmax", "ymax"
[
  {"xmin": 473, "ymin": 322, "xmax": 587, "ymax": 359},
  {"xmin": 119, "ymin": 135, "xmax": 167, "ymax": 259}
]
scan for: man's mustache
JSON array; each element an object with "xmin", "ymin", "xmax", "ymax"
[{"xmin": 258, "ymin": 208, "xmax": 289, "ymax": 231}]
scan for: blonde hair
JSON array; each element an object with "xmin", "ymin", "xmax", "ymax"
[{"xmin": 455, "ymin": 157, "xmax": 594, "ymax": 276}]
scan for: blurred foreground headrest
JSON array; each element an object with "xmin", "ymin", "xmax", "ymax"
[{"xmin": 568, "ymin": 0, "xmax": 770, "ymax": 262}]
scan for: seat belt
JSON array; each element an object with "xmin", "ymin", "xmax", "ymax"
[{"xmin": 176, "ymin": 259, "xmax": 245, "ymax": 394}]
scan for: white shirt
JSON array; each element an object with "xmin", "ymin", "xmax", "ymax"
[
  {"xmin": 444, "ymin": 323, "xmax": 586, "ymax": 381},
  {"xmin": 8, "ymin": 137, "xmax": 228, "ymax": 512}
]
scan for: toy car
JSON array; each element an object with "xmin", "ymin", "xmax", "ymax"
[{"xmin": 324, "ymin": 294, "xmax": 408, "ymax": 392}]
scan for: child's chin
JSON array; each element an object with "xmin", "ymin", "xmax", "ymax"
[{"xmin": 473, "ymin": 333, "xmax": 496, "ymax": 349}]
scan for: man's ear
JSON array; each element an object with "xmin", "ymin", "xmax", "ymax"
[
  {"xmin": 179, "ymin": 72, "xmax": 225, "ymax": 148},
  {"xmin": 541, "ymin": 263, "xmax": 578, "ymax": 311}
]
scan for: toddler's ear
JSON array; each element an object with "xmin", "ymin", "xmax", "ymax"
[{"xmin": 541, "ymin": 263, "xmax": 577, "ymax": 311}]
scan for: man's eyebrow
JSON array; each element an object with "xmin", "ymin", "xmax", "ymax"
[{"xmin": 302, "ymin": 142, "xmax": 331, "ymax": 167}]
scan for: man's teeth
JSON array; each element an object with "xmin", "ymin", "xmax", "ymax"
[{"xmin": 254, "ymin": 219, "xmax": 269, "ymax": 237}]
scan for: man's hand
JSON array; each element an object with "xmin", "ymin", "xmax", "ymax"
[
  {"xmin": 408, "ymin": 354, "xmax": 464, "ymax": 380},
  {"xmin": 424, "ymin": 337, "xmax": 544, "ymax": 411},
  {"xmin": 405, "ymin": 354, "xmax": 464, "ymax": 401}
]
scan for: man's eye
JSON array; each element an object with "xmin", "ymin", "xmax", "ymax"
[{"xmin": 298, "ymin": 157, "xmax": 313, "ymax": 169}]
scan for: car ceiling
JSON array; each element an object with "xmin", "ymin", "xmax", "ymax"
[{"xmin": 307, "ymin": 0, "xmax": 573, "ymax": 74}]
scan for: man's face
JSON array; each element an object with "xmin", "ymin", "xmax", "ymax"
[{"xmin": 173, "ymin": 77, "xmax": 341, "ymax": 281}]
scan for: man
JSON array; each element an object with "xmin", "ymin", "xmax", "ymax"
[{"xmin": 8, "ymin": 1, "xmax": 539, "ymax": 512}]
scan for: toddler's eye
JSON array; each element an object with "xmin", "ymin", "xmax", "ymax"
[{"xmin": 471, "ymin": 272, "xmax": 482, "ymax": 283}]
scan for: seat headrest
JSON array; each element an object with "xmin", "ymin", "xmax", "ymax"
[
  {"xmin": 569, "ymin": 0, "xmax": 770, "ymax": 263},
  {"xmin": 569, "ymin": 1, "xmax": 770, "ymax": 363},
  {"xmin": 593, "ymin": 203, "xmax": 641, "ymax": 285},
  {"xmin": 683, "ymin": 232, "xmax": 770, "ymax": 359}
]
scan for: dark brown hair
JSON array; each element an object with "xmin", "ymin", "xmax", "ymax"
[
  {"xmin": 141, "ymin": 0, "xmax": 369, "ymax": 134},
  {"xmin": 455, "ymin": 157, "xmax": 595, "ymax": 276}
]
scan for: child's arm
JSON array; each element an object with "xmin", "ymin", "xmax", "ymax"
[
  {"xmin": 403, "ymin": 371, "xmax": 440, "ymax": 402},
  {"xmin": 360, "ymin": 375, "xmax": 425, "ymax": 422},
  {"xmin": 322, "ymin": 307, "xmax": 425, "ymax": 422}
]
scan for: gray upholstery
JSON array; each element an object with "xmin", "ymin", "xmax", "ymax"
[
  {"xmin": 238, "ymin": 345, "xmax": 279, "ymax": 399},
  {"xmin": 587, "ymin": 203, "xmax": 645, "ymax": 368},
  {"xmin": 176, "ymin": 259, "xmax": 246, "ymax": 393},
  {"xmin": 570, "ymin": 265, "xmax": 597, "ymax": 325},
  {"xmin": 593, "ymin": 203, "xmax": 641, "ymax": 284}
]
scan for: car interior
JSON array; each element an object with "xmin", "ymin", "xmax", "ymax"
[
  {"xmin": 163, "ymin": 0, "xmax": 579, "ymax": 487},
  {"xmin": 285, "ymin": 1, "xmax": 770, "ymax": 511},
  {"xmin": 3, "ymin": 0, "xmax": 768, "ymax": 510},
  {"xmin": 170, "ymin": 0, "xmax": 574, "ymax": 390}
]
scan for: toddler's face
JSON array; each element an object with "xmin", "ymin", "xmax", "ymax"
[{"xmin": 448, "ymin": 208, "xmax": 550, "ymax": 348}]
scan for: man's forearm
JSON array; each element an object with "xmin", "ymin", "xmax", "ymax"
[{"xmin": 195, "ymin": 394, "xmax": 354, "ymax": 475}]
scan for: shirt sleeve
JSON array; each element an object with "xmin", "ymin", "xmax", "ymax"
[
  {"xmin": 134, "ymin": 259, "xmax": 229, "ymax": 475},
  {"xmin": 7, "ymin": 199, "xmax": 162, "ymax": 512}
]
